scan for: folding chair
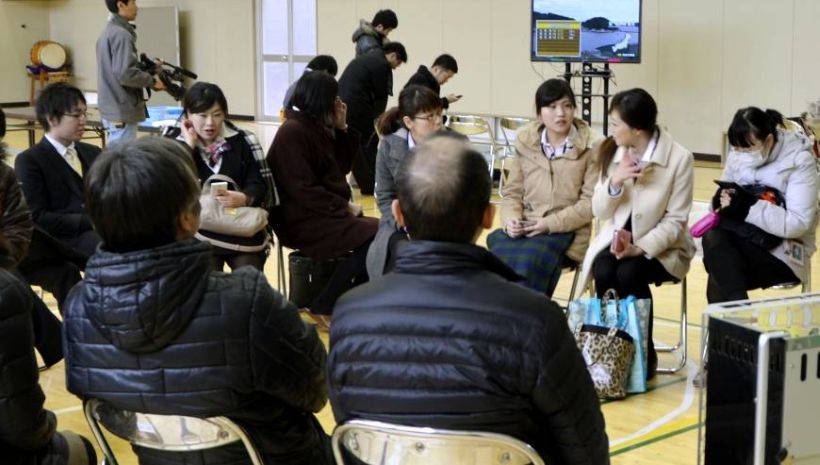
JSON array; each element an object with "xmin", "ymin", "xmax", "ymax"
[
  {"xmin": 332, "ymin": 419, "xmax": 545, "ymax": 465},
  {"xmin": 446, "ymin": 115, "xmax": 498, "ymax": 178},
  {"xmin": 496, "ymin": 117, "xmax": 531, "ymax": 197},
  {"xmin": 654, "ymin": 276, "xmax": 688, "ymax": 374},
  {"xmin": 83, "ymin": 398, "xmax": 264, "ymax": 465}
]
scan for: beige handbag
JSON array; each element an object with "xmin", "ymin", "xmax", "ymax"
[{"xmin": 199, "ymin": 174, "xmax": 268, "ymax": 237}]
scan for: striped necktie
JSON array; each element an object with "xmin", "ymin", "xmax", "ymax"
[{"xmin": 65, "ymin": 146, "xmax": 83, "ymax": 177}]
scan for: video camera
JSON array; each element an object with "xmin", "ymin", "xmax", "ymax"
[{"xmin": 137, "ymin": 53, "xmax": 198, "ymax": 101}]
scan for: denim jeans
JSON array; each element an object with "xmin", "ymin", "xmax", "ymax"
[{"xmin": 103, "ymin": 119, "xmax": 138, "ymax": 144}]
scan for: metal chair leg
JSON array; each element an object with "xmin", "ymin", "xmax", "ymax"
[
  {"xmin": 656, "ymin": 277, "xmax": 687, "ymax": 374},
  {"xmin": 275, "ymin": 236, "xmax": 287, "ymax": 299}
]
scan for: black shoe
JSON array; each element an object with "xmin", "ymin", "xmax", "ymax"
[{"xmin": 646, "ymin": 350, "xmax": 658, "ymax": 381}]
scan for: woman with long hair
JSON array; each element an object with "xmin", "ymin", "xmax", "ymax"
[{"xmin": 575, "ymin": 88, "xmax": 696, "ymax": 380}]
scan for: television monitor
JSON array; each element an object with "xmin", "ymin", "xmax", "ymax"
[{"xmin": 531, "ymin": 0, "xmax": 642, "ymax": 63}]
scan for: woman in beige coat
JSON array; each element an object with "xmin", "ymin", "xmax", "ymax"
[
  {"xmin": 487, "ymin": 79, "xmax": 600, "ymax": 296},
  {"xmin": 576, "ymin": 88, "xmax": 696, "ymax": 380}
]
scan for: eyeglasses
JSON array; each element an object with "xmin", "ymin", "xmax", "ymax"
[
  {"xmin": 64, "ymin": 111, "xmax": 88, "ymax": 119},
  {"xmin": 413, "ymin": 113, "xmax": 442, "ymax": 122}
]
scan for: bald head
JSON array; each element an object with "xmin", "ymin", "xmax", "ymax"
[{"xmin": 395, "ymin": 132, "xmax": 491, "ymax": 243}]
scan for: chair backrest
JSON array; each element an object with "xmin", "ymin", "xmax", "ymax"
[
  {"xmin": 83, "ymin": 398, "xmax": 264, "ymax": 465},
  {"xmin": 331, "ymin": 419, "xmax": 545, "ymax": 465},
  {"xmin": 498, "ymin": 117, "xmax": 532, "ymax": 147},
  {"xmin": 447, "ymin": 114, "xmax": 493, "ymax": 138}
]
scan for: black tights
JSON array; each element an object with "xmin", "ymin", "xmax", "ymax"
[
  {"xmin": 592, "ymin": 248, "xmax": 675, "ymax": 369},
  {"xmin": 210, "ymin": 251, "xmax": 267, "ymax": 272},
  {"xmin": 702, "ymin": 228, "xmax": 797, "ymax": 303}
]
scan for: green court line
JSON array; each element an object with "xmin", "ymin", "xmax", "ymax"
[{"xmin": 610, "ymin": 422, "xmax": 701, "ymax": 456}]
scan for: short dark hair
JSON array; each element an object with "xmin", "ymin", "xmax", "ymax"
[
  {"xmin": 182, "ymin": 82, "xmax": 229, "ymax": 116},
  {"xmin": 104, "ymin": 0, "xmax": 119, "ymax": 14},
  {"xmin": 306, "ymin": 55, "xmax": 338, "ymax": 77},
  {"xmin": 377, "ymin": 85, "xmax": 442, "ymax": 136},
  {"xmin": 85, "ymin": 137, "xmax": 201, "ymax": 253},
  {"xmin": 290, "ymin": 71, "xmax": 338, "ymax": 127},
  {"xmin": 535, "ymin": 79, "xmax": 576, "ymax": 114},
  {"xmin": 35, "ymin": 82, "xmax": 87, "ymax": 132},
  {"xmin": 609, "ymin": 87, "xmax": 657, "ymax": 132},
  {"xmin": 396, "ymin": 133, "xmax": 490, "ymax": 242},
  {"xmin": 372, "ymin": 9, "xmax": 398, "ymax": 29},
  {"xmin": 383, "ymin": 42, "xmax": 407, "ymax": 63},
  {"xmin": 432, "ymin": 54, "xmax": 458, "ymax": 73},
  {"xmin": 727, "ymin": 107, "xmax": 783, "ymax": 148}
]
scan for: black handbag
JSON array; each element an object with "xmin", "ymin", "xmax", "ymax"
[{"xmin": 288, "ymin": 251, "xmax": 364, "ymax": 309}]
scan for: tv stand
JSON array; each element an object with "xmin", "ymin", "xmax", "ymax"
[{"xmin": 563, "ymin": 62, "xmax": 613, "ymax": 135}]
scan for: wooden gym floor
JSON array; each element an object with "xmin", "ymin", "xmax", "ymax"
[{"xmin": 5, "ymin": 119, "xmax": 816, "ymax": 465}]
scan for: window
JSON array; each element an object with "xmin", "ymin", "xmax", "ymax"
[{"xmin": 256, "ymin": 0, "xmax": 317, "ymax": 121}]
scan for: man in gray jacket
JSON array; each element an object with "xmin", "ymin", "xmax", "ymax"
[{"xmin": 96, "ymin": 0, "xmax": 163, "ymax": 143}]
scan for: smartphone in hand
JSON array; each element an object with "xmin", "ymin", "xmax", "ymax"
[
  {"xmin": 210, "ymin": 181, "xmax": 228, "ymax": 197},
  {"xmin": 610, "ymin": 229, "xmax": 632, "ymax": 254},
  {"xmin": 516, "ymin": 219, "xmax": 537, "ymax": 228}
]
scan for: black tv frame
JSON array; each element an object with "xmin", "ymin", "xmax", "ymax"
[{"xmin": 530, "ymin": 0, "xmax": 643, "ymax": 64}]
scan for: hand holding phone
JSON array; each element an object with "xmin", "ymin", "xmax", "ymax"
[
  {"xmin": 610, "ymin": 229, "xmax": 632, "ymax": 254},
  {"xmin": 210, "ymin": 181, "xmax": 228, "ymax": 197}
]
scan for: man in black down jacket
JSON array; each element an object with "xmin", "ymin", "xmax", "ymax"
[
  {"xmin": 328, "ymin": 133, "xmax": 609, "ymax": 465},
  {"xmin": 63, "ymin": 138, "xmax": 330, "ymax": 465},
  {"xmin": 338, "ymin": 42, "xmax": 407, "ymax": 195}
]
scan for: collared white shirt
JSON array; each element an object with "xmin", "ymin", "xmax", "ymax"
[
  {"xmin": 45, "ymin": 134, "xmax": 78, "ymax": 170},
  {"xmin": 540, "ymin": 124, "xmax": 577, "ymax": 160},
  {"xmin": 407, "ymin": 132, "xmax": 417, "ymax": 150},
  {"xmin": 195, "ymin": 124, "xmax": 239, "ymax": 174},
  {"xmin": 609, "ymin": 130, "xmax": 660, "ymax": 196}
]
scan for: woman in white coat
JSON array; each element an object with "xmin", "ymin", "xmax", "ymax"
[
  {"xmin": 702, "ymin": 107, "xmax": 817, "ymax": 302},
  {"xmin": 576, "ymin": 88, "xmax": 696, "ymax": 380}
]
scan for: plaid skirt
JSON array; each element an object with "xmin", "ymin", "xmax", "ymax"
[{"xmin": 487, "ymin": 229, "xmax": 574, "ymax": 296}]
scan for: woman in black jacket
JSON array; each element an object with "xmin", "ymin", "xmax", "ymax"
[{"xmin": 179, "ymin": 82, "xmax": 270, "ymax": 271}]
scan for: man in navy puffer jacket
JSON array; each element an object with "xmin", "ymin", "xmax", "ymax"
[
  {"xmin": 63, "ymin": 138, "xmax": 330, "ymax": 465},
  {"xmin": 329, "ymin": 133, "xmax": 609, "ymax": 465}
]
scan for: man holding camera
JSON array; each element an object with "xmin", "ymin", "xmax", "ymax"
[{"xmin": 97, "ymin": 0, "xmax": 164, "ymax": 143}]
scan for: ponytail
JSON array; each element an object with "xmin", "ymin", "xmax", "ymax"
[
  {"xmin": 376, "ymin": 106, "xmax": 402, "ymax": 137},
  {"xmin": 728, "ymin": 106, "xmax": 781, "ymax": 148},
  {"xmin": 596, "ymin": 136, "xmax": 618, "ymax": 179}
]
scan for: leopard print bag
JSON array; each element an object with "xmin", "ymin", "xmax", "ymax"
[{"xmin": 576, "ymin": 324, "xmax": 636, "ymax": 399}]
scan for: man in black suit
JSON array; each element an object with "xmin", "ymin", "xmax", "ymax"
[
  {"xmin": 338, "ymin": 42, "xmax": 406, "ymax": 195},
  {"xmin": 15, "ymin": 83, "xmax": 101, "ymax": 261}
]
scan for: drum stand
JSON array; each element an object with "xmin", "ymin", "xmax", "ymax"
[{"xmin": 28, "ymin": 68, "xmax": 72, "ymax": 105}]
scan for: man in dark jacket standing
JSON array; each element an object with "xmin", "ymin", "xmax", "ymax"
[
  {"xmin": 328, "ymin": 134, "xmax": 609, "ymax": 465},
  {"xmin": 351, "ymin": 9, "xmax": 398, "ymax": 57},
  {"xmin": 63, "ymin": 138, "xmax": 331, "ymax": 465},
  {"xmin": 338, "ymin": 42, "xmax": 407, "ymax": 195},
  {"xmin": 404, "ymin": 53, "xmax": 462, "ymax": 111}
]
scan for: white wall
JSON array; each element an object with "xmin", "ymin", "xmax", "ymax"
[
  {"xmin": 3, "ymin": 0, "xmax": 819, "ymax": 156},
  {"xmin": 0, "ymin": 1, "xmax": 51, "ymax": 104},
  {"xmin": 0, "ymin": 0, "xmax": 256, "ymax": 116},
  {"xmin": 318, "ymin": 0, "xmax": 820, "ymax": 156}
]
